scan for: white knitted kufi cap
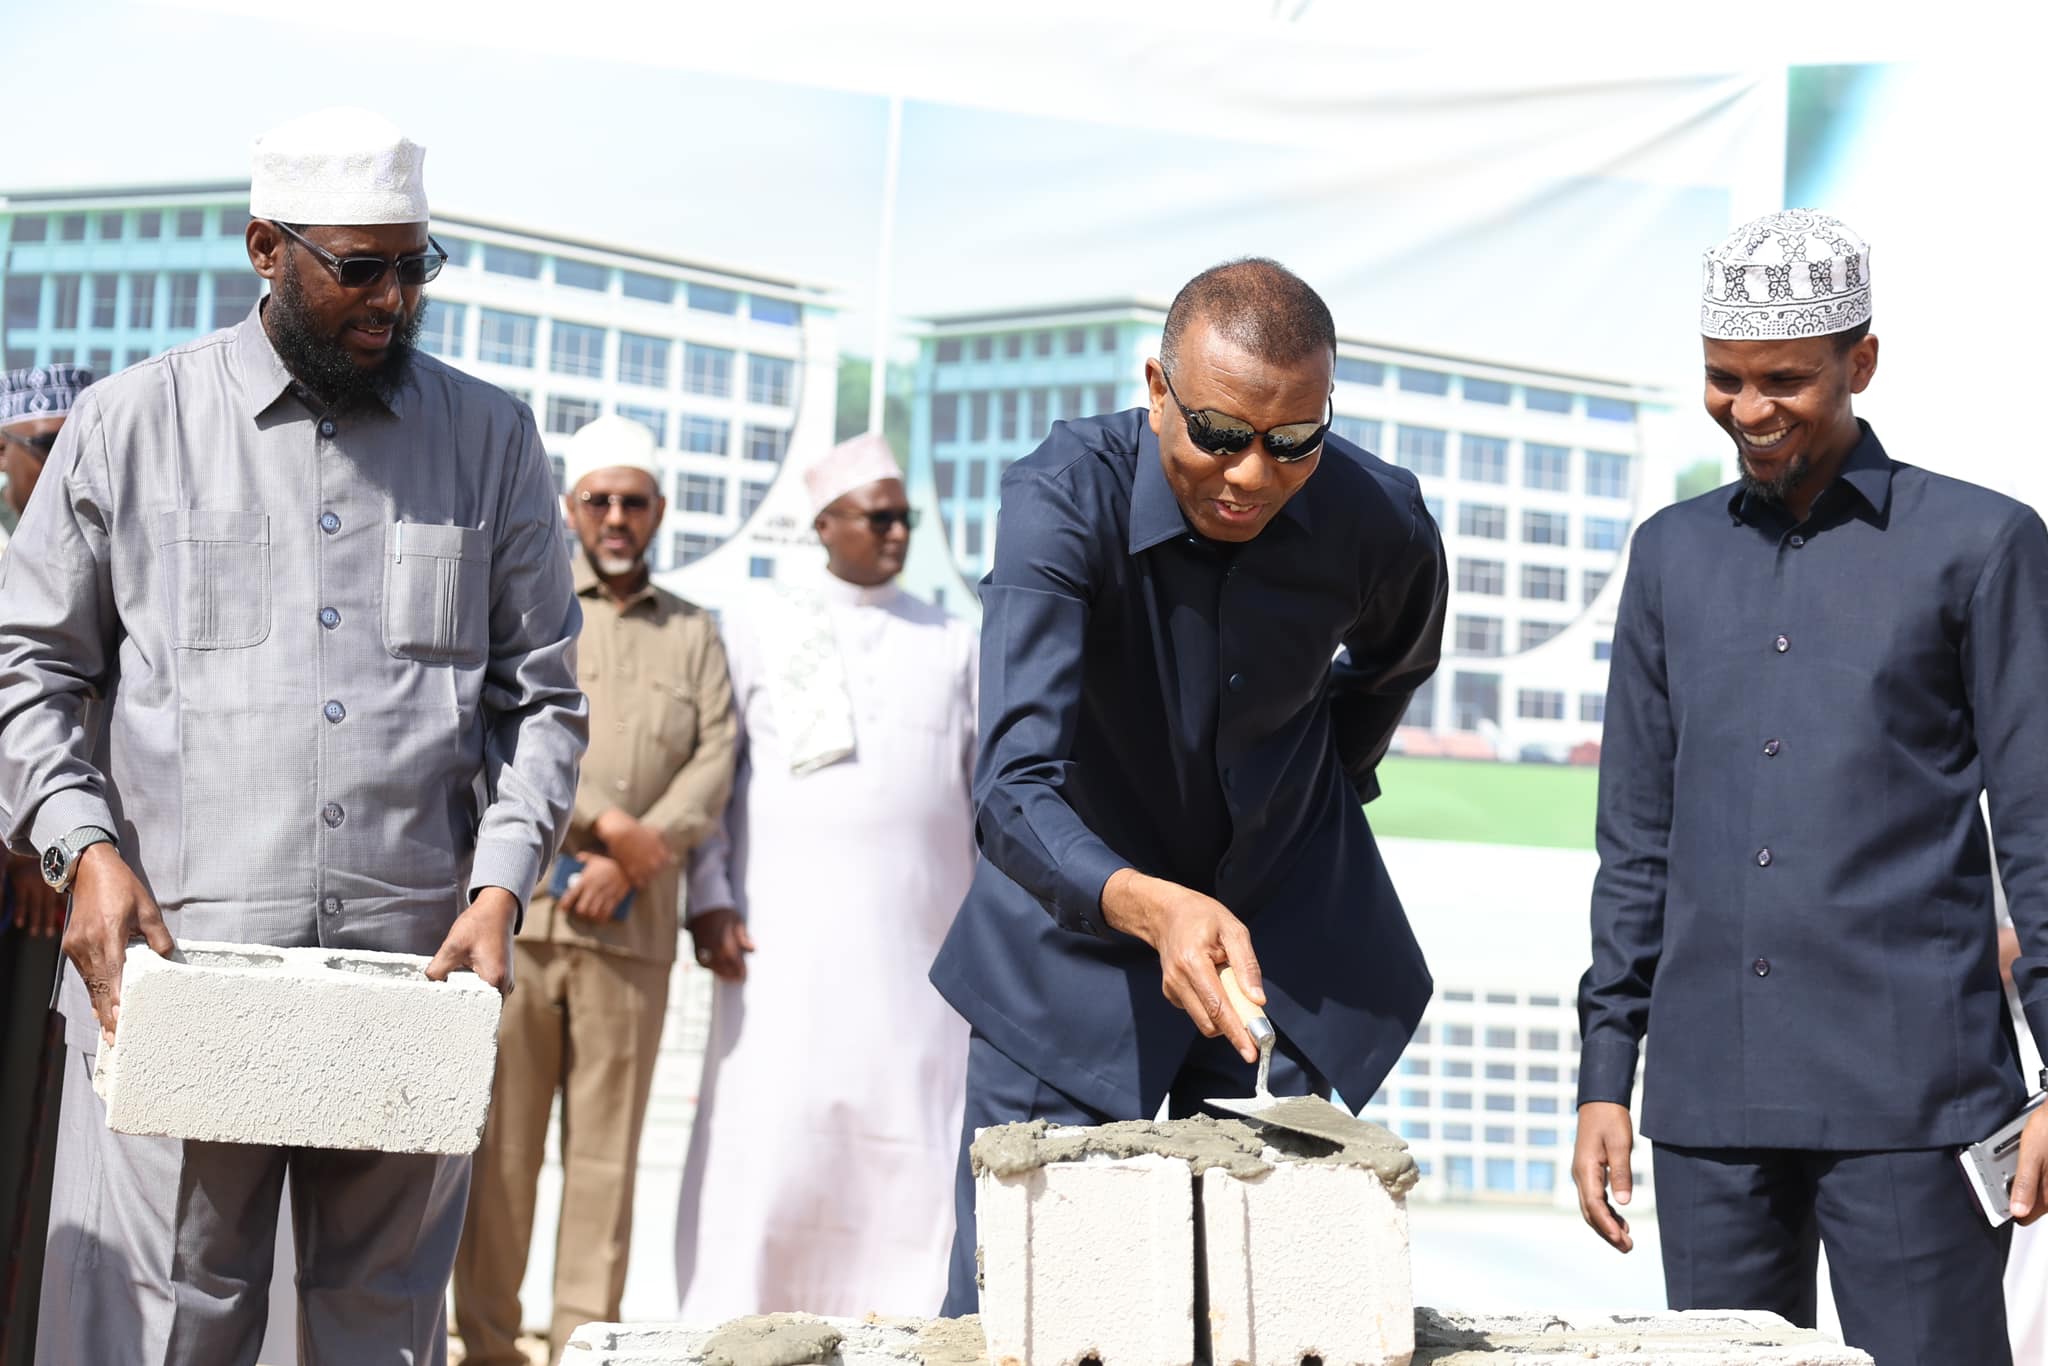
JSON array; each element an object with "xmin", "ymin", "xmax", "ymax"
[
  {"xmin": 249, "ymin": 107, "xmax": 428, "ymax": 225},
  {"xmin": 1701, "ymin": 209, "xmax": 1871, "ymax": 341},
  {"xmin": 804, "ymin": 433, "xmax": 904, "ymax": 518},
  {"xmin": 563, "ymin": 415, "xmax": 663, "ymax": 493}
]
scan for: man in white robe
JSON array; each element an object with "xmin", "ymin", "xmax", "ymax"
[{"xmin": 674, "ymin": 434, "xmax": 976, "ymax": 1319}]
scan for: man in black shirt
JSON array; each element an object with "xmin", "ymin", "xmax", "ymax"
[
  {"xmin": 1574, "ymin": 210, "xmax": 2048, "ymax": 1366},
  {"xmin": 932, "ymin": 258, "xmax": 1445, "ymax": 1315}
]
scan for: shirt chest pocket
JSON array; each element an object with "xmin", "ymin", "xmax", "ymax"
[
  {"xmin": 383, "ymin": 522, "xmax": 489, "ymax": 666},
  {"xmin": 156, "ymin": 509, "xmax": 271, "ymax": 650},
  {"xmin": 650, "ymin": 680, "xmax": 698, "ymax": 758}
]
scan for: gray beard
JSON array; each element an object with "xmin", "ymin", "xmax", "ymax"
[{"xmin": 596, "ymin": 553, "xmax": 641, "ymax": 577}]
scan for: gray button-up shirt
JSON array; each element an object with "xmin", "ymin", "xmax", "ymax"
[{"xmin": 0, "ymin": 307, "xmax": 587, "ymax": 1015}]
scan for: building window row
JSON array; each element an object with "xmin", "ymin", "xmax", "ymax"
[
  {"xmin": 1322, "ymin": 362, "xmax": 1637, "ymax": 426},
  {"xmin": 935, "ymin": 324, "xmax": 1120, "ymax": 365},
  {"xmin": 427, "ymin": 239, "xmax": 798, "ymax": 325},
  {"xmin": 9, "ymin": 206, "xmax": 236, "ymax": 246},
  {"xmin": 930, "ymin": 384, "xmax": 1119, "ymax": 445},
  {"xmin": 1388, "ymin": 426, "xmax": 1633, "ymax": 499},
  {"xmin": 4, "ymin": 270, "xmax": 266, "ymax": 343},
  {"xmin": 1446, "ymin": 498, "xmax": 1629, "ymax": 552}
]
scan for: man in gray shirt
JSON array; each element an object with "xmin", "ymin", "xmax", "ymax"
[{"xmin": 0, "ymin": 109, "xmax": 587, "ymax": 1365}]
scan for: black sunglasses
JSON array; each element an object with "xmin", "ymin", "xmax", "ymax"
[
  {"xmin": 836, "ymin": 507, "xmax": 918, "ymax": 534},
  {"xmin": 1161, "ymin": 368, "xmax": 1331, "ymax": 463},
  {"xmin": 574, "ymin": 490, "xmax": 655, "ymax": 513},
  {"xmin": 0, "ymin": 430, "xmax": 61, "ymax": 456},
  {"xmin": 275, "ymin": 221, "xmax": 448, "ymax": 290}
]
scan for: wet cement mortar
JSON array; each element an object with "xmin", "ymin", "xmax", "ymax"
[
  {"xmin": 970, "ymin": 1103, "xmax": 1418, "ymax": 1195},
  {"xmin": 693, "ymin": 1315, "xmax": 986, "ymax": 1366},
  {"xmin": 699, "ymin": 1315, "xmax": 845, "ymax": 1366}
]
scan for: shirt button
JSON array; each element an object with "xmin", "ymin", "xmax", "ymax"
[
  {"xmin": 318, "ymin": 418, "xmax": 336, "ymax": 438},
  {"xmin": 322, "ymin": 896, "xmax": 341, "ymax": 915},
  {"xmin": 1788, "ymin": 534, "xmax": 1806, "ymax": 548},
  {"xmin": 1756, "ymin": 847, "xmax": 1773, "ymax": 867},
  {"xmin": 1753, "ymin": 957, "xmax": 1771, "ymax": 977},
  {"xmin": 1773, "ymin": 634, "xmax": 1790, "ymax": 653},
  {"xmin": 320, "ymin": 511, "xmax": 341, "ymax": 535},
  {"xmin": 1763, "ymin": 738, "xmax": 1781, "ymax": 757},
  {"xmin": 319, "ymin": 607, "xmax": 341, "ymax": 630},
  {"xmin": 614, "ymin": 778, "xmax": 628, "ymax": 792},
  {"xmin": 1228, "ymin": 673, "xmax": 1247, "ymax": 693},
  {"xmin": 321, "ymin": 803, "xmax": 345, "ymax": 828},
  {"xmin": 323, "ymin": 700, "xmax": 346, "ymax": 724}
]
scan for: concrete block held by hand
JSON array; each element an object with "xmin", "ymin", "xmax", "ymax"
[{"xmin": 93, "ymin": 939, "xmax": 501, "ymax": 1154}]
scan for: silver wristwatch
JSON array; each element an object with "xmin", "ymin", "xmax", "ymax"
[{"xmin": 41, "ymin": 826, "xmax": 115, "ymax": 892}]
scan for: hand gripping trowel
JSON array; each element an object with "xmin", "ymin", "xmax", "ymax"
[{"xmin": 1202, "ymin": 967, "xmax": 1391, "ymax": 1149}]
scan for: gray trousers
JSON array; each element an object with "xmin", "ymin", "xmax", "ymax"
[{"xmin": 36, "ymin": 1043, "xmax": 470, "ymax": 1366}]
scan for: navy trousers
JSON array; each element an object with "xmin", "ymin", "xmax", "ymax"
[
  {"xmin": 1653, "ymin": 1143, "xmax": 2012, "ymax": 1366},
  {"xmin": 940, "ymin": 1027, "xmax": 1327, "ymax": 1318}
]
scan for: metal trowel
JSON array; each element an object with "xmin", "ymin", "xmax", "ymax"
[{"xmin": 1203, "ymin": 967, "xmax": 1391, "ymax": 1149}]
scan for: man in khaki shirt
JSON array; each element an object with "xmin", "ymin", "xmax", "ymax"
[{"xmin": 455, "ymin": 415, "xmax": 735, "ymax": 1365}]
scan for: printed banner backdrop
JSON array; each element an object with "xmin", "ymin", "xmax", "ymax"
[{"xmin": 5, "ymin": 0, "xmax": 2041, "ymax": 1328}]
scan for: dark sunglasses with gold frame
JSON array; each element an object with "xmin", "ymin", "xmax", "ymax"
[{"xmin": 1161, "ymin": 367, "xmax": 1331, "ymax": 462}]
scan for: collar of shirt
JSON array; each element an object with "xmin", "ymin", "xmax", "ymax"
[
  {"xmin": 1728, "ymin": 418, "xmax": 1893, "ymax": 529},
  {"xmin": 232, "ymin": 300, "xmax": 412, "ymax": 424},
  {"xmin": 1125, "ymin": 416, "xmax": 1315, "ymax": 556},
  {"xmin": 573, "ymin": 549, "xmax": 662, "ymax": 615},
  {"xmin": 811, "ymin": 570, "xmax": 903, "ymax": 609}
]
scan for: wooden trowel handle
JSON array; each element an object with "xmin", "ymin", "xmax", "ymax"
[{"xmin": 1219, "ymin": 966, "xmax": 1276, "ymax": 1047}]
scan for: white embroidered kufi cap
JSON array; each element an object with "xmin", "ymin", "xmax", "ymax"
[
  {"xmin": 1701, "ymin": 209, "xmax": 1871, "ymax": 341},
  {"xmin": 563, "ymin": 415, "xmax": 663, "ymax": 493},
  {"xmin": 249, "ymin": 107, "xmax": 427, "ymax": 226},
  {"xmin": 804, "ymin": 433, "xmax": 904, "ymax": 518}
]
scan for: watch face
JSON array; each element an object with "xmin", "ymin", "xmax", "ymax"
[{"xmin": 41, "ymin": 843, "xmax": 66, "ymax": 885}]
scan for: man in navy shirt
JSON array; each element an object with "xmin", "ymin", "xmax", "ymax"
[
  {"xmin": 931, "ymin": 258, "xmax": 1446, "ymax": 1314},
  {"xmin": 1573, "ymin": 210, "xmax": 2048, "ymax": 1366}
]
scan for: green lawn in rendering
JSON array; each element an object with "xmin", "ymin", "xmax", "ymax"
[{"xmin": 1368, "ymin": 756, "xmax": 1598, "ymax": 850}]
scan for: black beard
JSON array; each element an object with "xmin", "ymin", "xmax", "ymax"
[
  {"xmin": 1737, "ymin": 447, "xmax": 1809, "ymax": 506},
  {"xmin": 268, "ymin": 264, "xmax": 424, "ymax": 412}
]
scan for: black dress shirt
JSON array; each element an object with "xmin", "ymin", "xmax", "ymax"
[
  {"xmin": 930, "ymin": 409, "xmax": 1447, "ymax": 1116},
  {"xmin": 1579, "ymin": 421, "xmax": 2048, "ymax": 1149}
]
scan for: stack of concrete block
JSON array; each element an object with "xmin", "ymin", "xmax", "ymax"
[
  {"xmin": 560, "ymin": 1315, "xmax": 983, "ymax": 1366},
  {"xmin": 557, "ymin": 1311, "xmax": 1874, "ymax": 1366},
  {"xmin": 1411, "ymin": 1308, "xmax": 1873, "ymax": 1363},
  {"xmin": 973, "ymin": 1115, "xmax": 1414, "ymax": 1366},
  {"xmin": 94, "ymin": 940, "xmax": 501, "ymax": 1154}
]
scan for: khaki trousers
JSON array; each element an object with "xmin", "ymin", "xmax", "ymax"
[{"xmin": 453, "ymin": 939, "xmax": 669, "ymax": 1365}]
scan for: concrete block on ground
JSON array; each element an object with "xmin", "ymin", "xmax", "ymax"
[
  {"xmin": 561, "ymin": 1315, "xmax": 984, "ymax": 1366},
  {"xmin": 95, "ymin": 939, "xmax": 501, "ymax": 1154},
  {"xmin": 1202, "ymin": 1160, "xmax": 1412, "ymax": 1366},
  {"xmin": 977, "ymin": 1138, "xmax": 1197, "ymax": 1366},
  {"xmin": 1411, "ymin": 1308, "xmax": 1873, "ymax": 1364}
]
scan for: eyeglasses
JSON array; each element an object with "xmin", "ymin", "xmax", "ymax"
[
  {"xmin": 274, "ymin": 221, "xmax": 448, "ymax": 290},
  {"xmin": 1161, "ymin": 368, "xmax": 1331, "ymax": 463},
  {"xmin": 834, "ymin": 507, "xmax": 919, "ymax": 534},
  {"xmin": 574, "ymin": 490, "xmax": 656, "ymax": 513},
  {"xmin": 0, "ymin": 430, "xmax": 61, "ymax": 456}
]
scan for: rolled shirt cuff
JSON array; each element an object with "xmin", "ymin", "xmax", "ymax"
[
  {"xmin": 28, "ymin": 788, "xmax": 119, "ymax": 860},
  {"xmin": 1576, "ymin": 1032, "xmax": 1643, "ymax": 1109}
]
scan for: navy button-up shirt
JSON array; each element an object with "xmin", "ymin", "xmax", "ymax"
[
  {"xmin": 930, "ymin": 409, "xmax": 1447, "ymax": 1116},
  {"xmin": 1579, "ymin": 421, "xmax": 2048, "ymax": 1149}
]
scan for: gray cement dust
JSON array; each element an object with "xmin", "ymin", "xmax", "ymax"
[
  {"xmin": 970, "ymin": 1107, "xmax": 1418, "ymax": 1194},
  {"xmin": 700, "ymin": 1315, "xmax": 845, "ymax": 1366}
]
